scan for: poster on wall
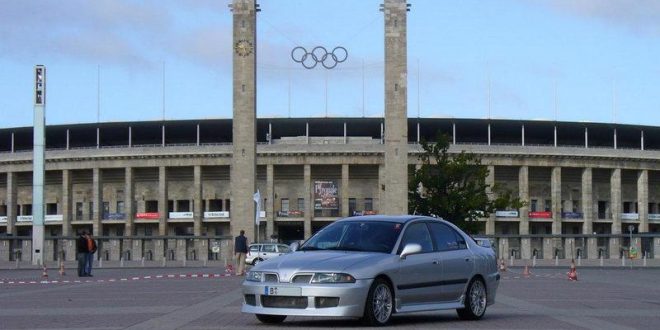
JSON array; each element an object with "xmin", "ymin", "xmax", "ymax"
[{"xmin": 314, "ymin": 180, "xmax": 338, "ymax": 210}]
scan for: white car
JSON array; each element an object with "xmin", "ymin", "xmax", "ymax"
[{"xmin": 246, "ymin": 243, "xmax": 291, "ymax": 265}]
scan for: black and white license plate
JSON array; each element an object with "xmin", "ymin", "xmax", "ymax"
[{"xmin": 264, "ymin": 286, "xmax": 301, "ymax": 296}]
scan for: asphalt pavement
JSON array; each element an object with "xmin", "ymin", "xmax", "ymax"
[{"xmin": 0, "ymin": 266, "xmax": 659, "ymax": 329}]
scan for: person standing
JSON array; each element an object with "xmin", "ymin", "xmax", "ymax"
[
  {"xmin": 76, "ymin": 231, "xmax": 89, "ymax": 277},
  {"xmin": 84, "ymin": 233, "xmax": 98, "ymax": 277},
  {"xmin": 234, "ymin": 230, "xmax": 248, "ymax": 276}
]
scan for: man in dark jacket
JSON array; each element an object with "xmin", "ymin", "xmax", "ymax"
[
  {"xmin": 234, "ymin": 230, "xmax": 248, "ymax": 276},
  {"xmin": 84, "ymin": 233, "xmax": 98, "ymax": 277},
  {"xmin": 76, "ymin": 231, "xmax": 88, "ymax": 277}
]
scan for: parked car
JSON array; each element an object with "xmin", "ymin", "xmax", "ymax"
[
  {"xmin": 242, "ymin": 215, "xmax": 500, "ymax": 326},
  {"xmin": 246, "ymin": 243, "xmax": 291, "ymax": 265}
]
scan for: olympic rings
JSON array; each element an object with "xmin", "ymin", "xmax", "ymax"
[{"xmin": 291, "ymin": 46, "xmax": 348, "ymax": 69}]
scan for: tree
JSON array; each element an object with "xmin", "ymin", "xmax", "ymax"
[{"xmin": 408, "ymin": 133, "xmax": 524, "ymax": 234}]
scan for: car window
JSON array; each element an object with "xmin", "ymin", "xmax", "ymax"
[
  {"xmin": 262, "ymin": 244, "xmax": 276, "ymax": 253},
  {"xmin": 399, "ymin": 222, "xmax": 433, "ymax": 253},
  {"xmin": 300, "ymin": 220, "xmax": 402, "ymax": 253},
  {"xmin": 249, "ymin": 245, "xmax": 260, "ymax": 252},
  {"xmin": 428, "ymin": 222, "xmax": 465, "ymax": 251},
  {"xmin": 277, "ymin": 245, "xmax": 290, "ymax": 253}
]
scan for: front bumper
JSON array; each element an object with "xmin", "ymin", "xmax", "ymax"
[{"xmin": 241, "ymin": 279, "xmax": 373, "ymax": 317}]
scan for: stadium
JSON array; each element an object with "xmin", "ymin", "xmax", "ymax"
[{"xmin": 1, "ymin": 0, "xmax": 659, "ymax": 264}]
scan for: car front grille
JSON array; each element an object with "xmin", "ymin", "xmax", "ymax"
[{"xmin": 261, "ymin": 296, "xmax": 308, "ymax": 309}]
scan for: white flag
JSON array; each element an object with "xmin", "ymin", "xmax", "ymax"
[{"xmin": 253, "ymin": 190, "xmax": 261, "ymax": 225}]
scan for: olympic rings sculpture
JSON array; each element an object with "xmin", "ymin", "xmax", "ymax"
[{"xmin": 291, "ymin": 46, "xmax": 348, "ymax": 69}]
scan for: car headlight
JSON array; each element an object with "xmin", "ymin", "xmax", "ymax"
[
  {"xmin": 246, "ymin": 271, "xmax": 263, "ymax": 282},
  {"xmin": 311, "ymin": 273, "xmax": 356, "ymax": 283}
]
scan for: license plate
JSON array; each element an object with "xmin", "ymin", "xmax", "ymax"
[{"xmin": 264, "ymin": 286, "xmax": 301, "ymax": 296}]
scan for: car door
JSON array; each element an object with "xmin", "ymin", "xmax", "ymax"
[
  {"xmin": 428, "ymin": 222, "xmax": 474, "ymax": 302},
  {"xmin": 395, "ymin": 222, "xmax": 442, "ymax": 305},
  {"xmin": 261, "ymin": 244, "xmax": 277, "ymax": 260}
]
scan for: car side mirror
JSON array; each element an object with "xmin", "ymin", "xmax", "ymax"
[
  {"xmin": 400, "ymin": 243, "xmax": 422, "ymax": 259},
  {"xmin": 290, "ymin": 242, "xmax": 300, "ymax": 252}
]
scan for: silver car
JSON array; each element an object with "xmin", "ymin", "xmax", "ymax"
[
  {"xmin": 242, "ymin": 215, "xmax": 500, "ymax": 326},
  {"xmin": 246, "ymin": 243, "xmax": 291, "ymax": 265}
]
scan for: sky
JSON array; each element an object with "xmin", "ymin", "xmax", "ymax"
[{"xmin": 1, "ymin": 0, "xmax": 660, "ymax": 129}]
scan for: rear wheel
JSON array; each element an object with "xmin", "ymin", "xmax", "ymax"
[
  {"xmin": 456, "ymin": 277, "xmax": 487, "ymax": 320},
  {"xmin": 361, "ymin": 278, "xmax": 393, "ymax": 326},
  {"xmin": 256, "ymin": 314, "xmax": 287, "ymax": 324}
]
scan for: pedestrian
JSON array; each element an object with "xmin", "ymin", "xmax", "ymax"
[
  {"xmin": 234, "ymin": 230, "xmax": 248, "ymax": 276},
  {"xmin": 84, "ymin": 232, "xmax": 98, "ymax": 277},
  {"xmin": 76, "ymin": 231, "xmax": 88, "ymax": 277}
]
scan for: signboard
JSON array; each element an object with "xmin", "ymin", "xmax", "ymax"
[
  {"xmin": 0, "ymin": 216, "xmax": 7, "ymax": 223},
  {"xmin": 169, "ymin": 212, "xmax": 193, "ymax": 219},
  {"xmin": 17, "ymin": 216, "xmax": 33, "ymax": 222},
  {"xmin": 353, "ymin": 210, "xmax": 378, "ymax": 216},
  {"xmin": 260, "ymin": 211, "xmax": 266, "ymax": 218},
  {"xmin": 35, "ymin": 65, "xmax": 46, "ymax": 105},
  {"xmin": 495, "ymin": 210, "xmax": 519, "ymax": 218},
  {"xmin": 104, "ymin": 213, "xmax": 125, "ymax": 220},
  {"xmin": 204, "ymin": 211, "xmax": 229, "ymax": 218},
  {"xmin": 136, "ymin": 212, "xmax": 159, "ymax": 219},
  {"xmin": 529, "ymin": 211, "xmax": 552, "ymax": 219},
  {"xmin": 561, "ymin": 212, "xmax": 583, "ymax": 219},
  {"xmin": 621, "ymin": 213, "xmax": 640, "ymax": 220},
  {"xmin": 314, "ymin": 180, "xmax": 338, "ymax": 210},
  {"xmin": 45, "ymin": 214, "xmax": 63, "ymax": 222},
  {"xmin": 649, "ymin": 214, "xmax": 660, "ymax": 221},
  {"xmin": 277, "ymin": 210, "xmax": 303, "ymax": 217}
]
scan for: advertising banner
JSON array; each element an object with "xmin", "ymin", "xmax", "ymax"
[
  {"xmin": 561, "ymin": 212, "xmax": 583, "ymax": 219},
  {"xmin": 45, "ymin": 214, "xmax": 63, "ymax": 222},
  {"xmin": 649, "ymin": 214, "xmax": 660, "ymax": 221},
  {"xmin": 0, "ymin": 216, "xmax": 7, "ymax": 223},
  {"xmin": 136, "ymin": 212, "xmax": 159, "ymax": 219},
  {"xmin": 169, "ymin": 212, "xmax": 193, "ymax": 219},
  {"xmin": 17, "ymin": 216, "xmax": 33, "ymax": 222},
  {"xmin": 103, "ymin": 213, "xmax": 125, "ymax": 220},
  {"xmin": 495, "ymin": 210, "xmax": 519, "ymax": 218},
  {"xmin": 204, "ymin": 211, "xmax": 229, "ymax": 218},
  {"xmin": 314, "ymin": 180, "xmax": 338, "ymax": 210},
  {"xmin": 621, "ymin": 213, "xmax": 640, "ymax": 220},
  {"xmin": 528, "ymin": 211, "xmax": 552, "ymax": 219}
]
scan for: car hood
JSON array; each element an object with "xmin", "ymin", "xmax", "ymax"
[{"xmin": 252, "ymin": 250, "xmax": 390, "ymax": 282}]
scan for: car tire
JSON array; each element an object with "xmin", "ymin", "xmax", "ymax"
[
  {"xmin": 456, "ymin": 277, "xmax": 487, "ymax": 320},
  {"xmin": 361, "ymin": 278, "xmax": 393, "ymax": 326},
  {"xmin": 255, "ymin": 314, "xmax": 287, "ymax": 324}
]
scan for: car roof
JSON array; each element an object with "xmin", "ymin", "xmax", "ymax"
[{"xmin": 337, "ymin": 215, "xmax": 441, "ymax": 224}]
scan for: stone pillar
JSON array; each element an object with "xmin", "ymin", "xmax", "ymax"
[
  {"xmin": 125, "ymin": 167, "xmax": 134, "ymax": 237},
  {"xmin": 62, "ymin": 169, "xmax": 72, "ymax": 237},
  {"xmin": 551, "ymin": 167, "xmax": 562, "ymax": 235},
  {"xmin": 230, "ymin": 0, "xmax": 258, "ymax": 243},
  {"xmin": 176, "ymin": 239, "xmax": 186, "ymax": 261},
  {"xmin": 519, "ymin": 166, "xmax": 531, "ymax": 259},
  {"xmin": 196, "ymin": 239, "xmax": 209, "ymax": 262},
  {"xmin": 543, "ymin": 237, "xmax": 554, "ymax": 260},
  {"xmin": 610, "ymin": 168, "xmax": 622, "ymax": 258},
  {"xmin": 132, "ymin": 239, "xmax": 143, "ymax": 261},
  {"xmin": 44, "ymin": 239, "xmax": 54, "ymax": 262},
  {"xmin": 0, "ymin": 240, "xmax": 10, "ymax": 261},
  {"xmin": 498, "ymin": 238, "xmax": 509, "ymax": 260},
  {"xmin": 92, "ymin": 168, "xmax": 102, "ymax": 236},
  {"xmin": 638, "ymin": 169, "xmax": 649, "ymax": 232},
  {"xmin": 22, "ymin": 240, "xmax": 32, "ymax": 262},
  {"xmin": 6, "ymin": 172, "xmax": 17, "ymax": 236},
  {"xmin": 485, "ymin": 165, "xmax": 495, "ymax": 235},
  {"xmin": 109, "ymin": 239, "xmax": 121, "ymax": 261},
  {"xmin": 378, "ymin": 165, "xmax": 385, "ymax": 212},
  {"xmin": 304, "ymin": 164, "xmax": 312, "ymax": 239},
  {"xmin": 341, "ymin": 164, "xmax": 349, "ymax": 217},
  {"xmin": 381, "ymin": 0, "xmax": 409, "ymax": 215},
  {"xmin": 581, "ymin": 168, "xmax": 597, "ymax": 259},
  {"xmin": 654, "ymin": 238, "xmax": 660, "ymax": 259},
  {"xmin": 193, "ymin": 166, "xmax": 202, "ymax": 236},
  {"xmin": 266, "ymin": 164, "xmax": 274, "ymax": 239},
  {"xmin": 158, "ymin": 166, "xmax": 168, "ymax": 236}
]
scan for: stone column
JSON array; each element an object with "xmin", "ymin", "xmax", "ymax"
[
  {"xmin": 654, "ymin": 238, "xmax": 660, "ymax": 259},
  {"xmin": 610, "ymin": 168, "xmax": 622, "ymax": 258},
  {"xmin": 62, "ymin": 170, "xmax": 72, "ymax": 237},
  {"xmin": 582, "ymin": 168, "xmax": 597, "ymax": 259},
  {"xmin": 638, "ymin": 169, "xmax": 649, "ymax": 232},
  {"xmin": 125, "ymin": 167, "xmax": 134, "ymax": 237},
  {"xmin": 485, "ymin": 165, "xmax": 495, "ymax": 235},
  {"xmin": 304, "ymin": 164, "xmax": 312, "ymax": 239},
  {"xmin": 193, "ymin": 165, "xmax": 202, "ymax": 236},
  {"xmin": 381, "ymin": 0, "xmax": 409, "ymax": 215},
  {"xmin": 7, "ymin": 172, "xmax": 17, "ymax": 236},
  {"xmin": 266, "ymin": 164, "xmax": 274, "ymax": 239},
  {"xmin": 341, "ymin": 164, "xmax": 349, "ymax": 217},
  {"xmin": 551, "ymin": 167, "xmax": 562, "ymax": 235},
  {"xmin": 229, "ymin": 0, "xmax": 258, "ymax": 243},
  {"xmin": 519, "ymin": 166, "xmax": 531, "ymax": 259},
  {"xmin": 158, "ymin": 166, "xmax": 168, "ymax": 236},
  {"xmin": 543, "ymin": 237, "xmax": 554, "ymax": 260},
  {"xmin": 92, "ymin": 168, "xmax": 102, "ymax": 236}
]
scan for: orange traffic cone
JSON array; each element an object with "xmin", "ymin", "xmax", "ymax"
[
  {"xmin": 499, "ymin": 258, "xmax": 507, "ymax": 272},
  {"xmin": 567, "ymin": 259, "xmax": 578, "ymax": 281},
  {"xmin": 523, "ymin": 264, "xmax": 531, "ymax": 277},
  {"xmin": 41, "ymin": 265, "xmax": 48, "ymax": 278}
]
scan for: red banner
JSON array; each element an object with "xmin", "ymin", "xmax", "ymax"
[
  {"xmin": 136, "ymin": 212, "xmax": 160, "ymax": 219},
  {"xmin": 528, "ymin": 211, "xmax": 552, "ymax": 218}
]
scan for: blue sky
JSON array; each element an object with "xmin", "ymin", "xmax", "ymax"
[{"xmin": 1, "ymin": 0, "xmax": 660, "ymax": 129}]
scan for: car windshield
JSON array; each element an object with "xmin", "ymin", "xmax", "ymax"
[{"xmin": 300, "ymin": 220, "xmax": 403, "ymax": 253}]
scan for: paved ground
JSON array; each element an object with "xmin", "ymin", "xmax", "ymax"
[{"xmin": 0, "ymin": 266, "xmax": 658, "ymax": 329}]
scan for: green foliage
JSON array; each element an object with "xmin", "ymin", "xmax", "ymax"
[{"xmin": 408, "ymin": 133, "xmax": 524, "ymax": 234}]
